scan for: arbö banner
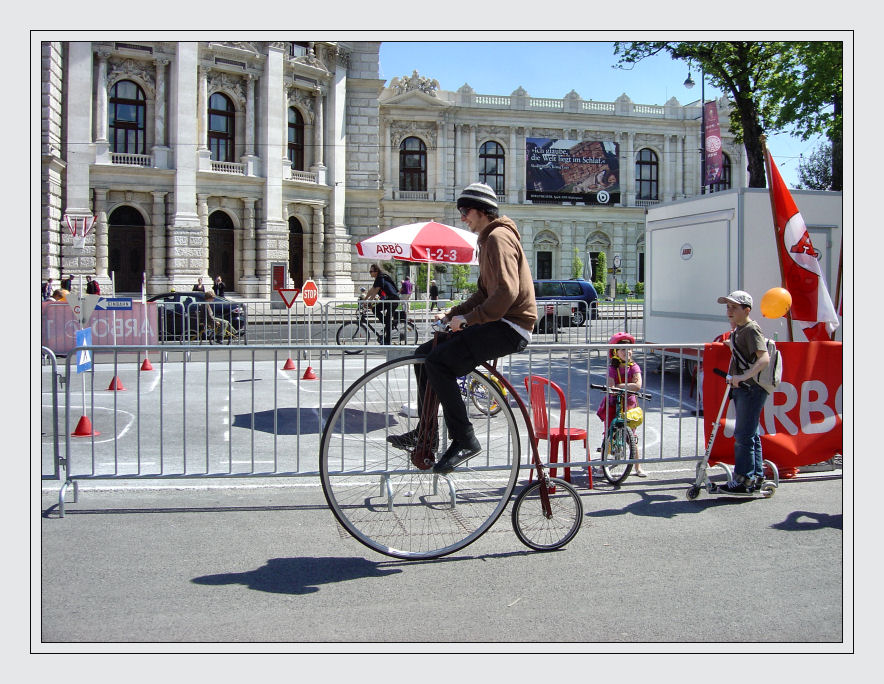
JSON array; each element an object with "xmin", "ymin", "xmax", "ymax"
[
  {"xmin": 702, "ymin": 341, "xmax": 842, "ymax": 475},
  {"xmin": 41, "ymin": 301, "xmax": 159, "ymax": 355}
]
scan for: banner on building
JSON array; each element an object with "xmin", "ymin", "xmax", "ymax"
[
  {"xmin": 526, "ymin": 138, "xmax": 620, "ymax": 205},
  {"xmin": 703, "ymin": 101, "xmax": 724, "ymax": 185},
  {"xmin": 702, "ymin": 341, "xmax": 842, "ymax": 475}
]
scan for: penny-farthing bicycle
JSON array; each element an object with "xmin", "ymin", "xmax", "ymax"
[{"xmin": 319, "ymin": 331, "xmax": 583, "ymax": 560}]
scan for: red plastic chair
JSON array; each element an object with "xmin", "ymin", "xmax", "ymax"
[{"xmin": 524, "ymin": 375, "xmax": 589, "ymax": 485}]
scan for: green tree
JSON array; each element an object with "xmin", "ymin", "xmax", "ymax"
[
  {"xmin": 797, "ymin": 142, "xmax": 833, "ymax": 190},
  {"xmin": 593, "ymin": 251, "xmax": 607, "ymax": 297},
  {"xmin": 613, "ymin": 41, "xmax": 842, "ymax": 189},
  {"xmin": 451, "ymin": 265, "xmax": 471, "ymax": 292},
  {"xmin": 570, "ymin": 247, "xmax": 584, "ymax": 279},
  {"xmin": 767, "ymin": 42, "xmax": 842, "ymax": 190}
]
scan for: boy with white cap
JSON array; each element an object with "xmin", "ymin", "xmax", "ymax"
[{"xmin": 716, "ymin": 290, "xmax": 771, "ymax": 494}]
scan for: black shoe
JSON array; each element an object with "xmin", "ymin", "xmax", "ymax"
[
  {"xmin": 387, "ymin": 429, "xmax": 438, "ymax": 452},
  {"xmin": 433, "ymin": 437, "xmax": 482, "ymax": 474},
  {"xmin": 716, "ymin": 479, "xmax": 753, "ymax": 496}
]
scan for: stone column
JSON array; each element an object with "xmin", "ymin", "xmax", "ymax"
[
  {"xmin": 313, "ymin": 88, "xmax": 324, "ymax": 167},
  {"xmin": 383, "ymin": 120, "xmax": 392, "ymax": 196},
  {"xmin": 197, "ymin": 193, "xmax": 209, "ymax": 277},
  {"xmin": 435, "ymin": 121, "xmax": 444, "ymax": 200},
  {"xmin": 95, "ymin": 51, "xmax": 109, "ymax": 144},
  {"xmin": 622, "ymin": 131, "xmax": 633, "ymax": 207},
  {"xmin": 151, "ymin": 192, "xmax": 167, "ymax": 278},
  {"xmin": 93, "ymin": 188, "xmax": 109, "ymax": 278},
  {"xmin": 152, "ymin": 58, "xmax": 170, "ymax": 168},
  {"xmin": 245, "ymin": 75, "xmax": 255, "ymax": 155},
  {"xmin": 198, "ymin": 66, "xmax": 208, "ymax": 150},
  {"xmin": 167, "ymin": 43, "xmax": 201, "ymax": 287},
  {"xmin": 468, "ymin": 125, "xmax": 477, "ymax": 183},
  {"xmin": 313, "ymin": 204, "xmax": 326, "ymax": 278},
  {"xmin": 242, "ymin": 198, "xmax": 256, "ymax": 279},
  {"xmin": 507, "ymin": 126, "xmax": 517, "ymax": 203}
]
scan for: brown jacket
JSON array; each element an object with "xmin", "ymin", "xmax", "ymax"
[{"xmin": 449, "ymin": 216, "xmax": 537, "ymax": 332}]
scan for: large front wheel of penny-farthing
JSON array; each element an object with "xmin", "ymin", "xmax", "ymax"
[{"xmin": 319, "ymin": 356, "xmax": 521, "ymax": 560}]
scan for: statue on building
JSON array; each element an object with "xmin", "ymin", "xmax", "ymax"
[{"xmin": 389, "ymin": 70, "xmax": 440, "ymax": 97}]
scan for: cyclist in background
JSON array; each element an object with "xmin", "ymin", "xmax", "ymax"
[{"xmin": 364, "ymin": 263, "xmax": 401, "ymax": 345}]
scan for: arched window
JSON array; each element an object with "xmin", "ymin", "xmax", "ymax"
[
  {"xmin": 479, "ymin": 141, "xmax": 505, "ymax": 195},
  {"xmin": 399, "ymin": 137, "xmax": 427, "ymax": 191},
  {"xmin": 708, "ymin": 153, "xmax": 733, "ymax": 194},
  {"xmin": 208, "ymin": 93, "xmax": 235, "ymax": 162},
  {"xmin": 288, "ymin": 107, "xmax": 305, "ymax": 170},
  {"xmin": 635, "ymin": 148, "xmax": 658, "ymax": 200},
  {"xmin": 109, "ymin": 80, "xmax": 146, "ymax": 154}
]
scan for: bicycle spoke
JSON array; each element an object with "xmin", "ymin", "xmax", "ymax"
[{"xmin": 320, "ymin": 359, "xmax": 521, "ymax": 559}]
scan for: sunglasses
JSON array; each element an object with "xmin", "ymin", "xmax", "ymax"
[{"xmin": 458, "ymin": 207, "xmax": 471, "ymax": 217}]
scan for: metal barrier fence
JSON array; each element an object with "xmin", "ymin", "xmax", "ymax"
[
  {"xmin": 42, "ymin": 341, "xmax": 703, "ymax": 515},
  {"xmin": 41, "ymin": 297, "xmax": 644, "ymax": 352}
]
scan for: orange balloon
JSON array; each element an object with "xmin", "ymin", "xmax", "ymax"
[{"xmin": 760, "ymin": 287, "xmax": 792, "ymax": 318}]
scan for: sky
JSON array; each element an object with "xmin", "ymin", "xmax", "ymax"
[{"xmin": 379, "ymin": 41, "xmax": 825, "ymax": 188}]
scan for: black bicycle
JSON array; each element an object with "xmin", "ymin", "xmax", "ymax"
[{"xmin": 335, "ymin": 302, "xmax": 418, "ymax": 353}]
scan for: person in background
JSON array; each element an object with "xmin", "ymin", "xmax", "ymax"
[
  {"xmin": 363, "ymin": 264, "xmax": 401, "ymax": 345},
  {"xmin": 429, "ymin": 279, "xmax": 440, "ymax": 311},
  {"xmin": 60, "ymin": 275, "xmax": 72, "ymax": 291},
  {"xmin": 51, "ymin": 289, "xmax": 68, "ymax": 302},
  {"xmin": 85, "ymin": 275, "xmax": 100, "ymax": 295},
  {"xmin": 42, "ymin": 278, "xmax": 54, "ymax": 301},
  {"xmin": 400, "ymin": 276, "xmax": 414, "ymax": 300},
  {"xmin": 203, "ymin": 291, "xmax": 236, "ymax": 341},
  {"xmin": 192, "ymin": 277, "xmax": 206, "ymax": 292},
  {"xmin": 213, "ymin": 275, "xmax": 226, "ymax": 297}
]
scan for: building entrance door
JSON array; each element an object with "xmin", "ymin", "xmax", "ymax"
[
  {"xmin": 108, "ymin": 206, "xmax": 146, "ymax": 293},
  {"xmin": 208, "ymin": 211, "xmax": 235, "ymax": 293}
]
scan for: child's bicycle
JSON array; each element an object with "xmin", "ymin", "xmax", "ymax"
[
  {"xmin": 335, "ymin": 302, "xmax": 418, "ymax": 353},
  {"xmin": 319, "ymin": 324, "xmax": 583, "ymax": 559},
  {"xmin": 457, "ymin": 367, "xmax": 507, "ymax": 417},
  {"xmin": 590, "ymin": 383, "xmax": 652, "ymax": 485}
]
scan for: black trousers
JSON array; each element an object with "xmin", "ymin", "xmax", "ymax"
[
  {"xmin": 414, "ymin": 321, "xmax": 528, "ymax": 444},
  {"xmin": 372, "ymin": 301, "xmax": 400, "ymax": 343}
]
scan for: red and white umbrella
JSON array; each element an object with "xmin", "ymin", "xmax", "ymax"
[{"xmin": 356, "ymin": 221, "xmax": 478, "ymax": 265}]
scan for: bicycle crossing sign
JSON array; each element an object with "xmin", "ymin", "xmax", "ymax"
[
  {"xmin": 75, "ymin": 328, "xmax": 92, "ymax": 373},
  {"xmin": 276, "ymin": 289, "xmax": 301, "ymax": 309}
]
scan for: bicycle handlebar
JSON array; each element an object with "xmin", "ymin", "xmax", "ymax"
[{"xmin": 589, "ymin": 383, "xmax": 652, "ymax": 401}]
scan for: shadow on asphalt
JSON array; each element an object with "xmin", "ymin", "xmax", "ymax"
[
  {"xmin": 771, "ymin": 510, "xmax": 842, "ymax": 531},
  {"xmin": 191, "ymin": 556, "xmax": 403, "ymax": 595}
]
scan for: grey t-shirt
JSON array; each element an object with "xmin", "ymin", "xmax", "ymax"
[{"xmin": 729, "ymin": 320, "xmax": 766, "ymax": 386}]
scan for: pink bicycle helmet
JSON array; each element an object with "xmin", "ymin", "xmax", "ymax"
[{"xmin": 608, "ymin": 332, "xmax": 635, "ymax": 346}]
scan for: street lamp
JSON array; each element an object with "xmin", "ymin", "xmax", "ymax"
[{"xmin": 683, "ymin": 69, "xmax": 707, "ymax": 195}]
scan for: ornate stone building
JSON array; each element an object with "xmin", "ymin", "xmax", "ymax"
[
  {"xmin": 375, "ymin": 75, "xmax": 744, "ymax": 295},
  {"xmin": 40, "ymin": 41, "xmax": 743, "ymax": 298},
  {"xmin": 40, "ymin": 40, "xmax": 384, "ymax": 297}
]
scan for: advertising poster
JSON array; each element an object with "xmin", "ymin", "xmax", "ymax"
[{"xmin": 526, "ymin": 138, "xmax": 620, "ymax": 205}]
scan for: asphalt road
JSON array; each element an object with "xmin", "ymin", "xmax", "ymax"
[{"xmin": 40, "ymin": 469, "xmax": 843, "ymax": 647}]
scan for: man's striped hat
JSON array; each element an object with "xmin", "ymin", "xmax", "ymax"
[{"xmin": 457, "ymin": 182, "xmax": 499, "ymax": 211}]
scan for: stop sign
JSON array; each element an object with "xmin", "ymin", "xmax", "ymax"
[{"xmin": 301, "ymin": 279, "xmax": 319, "ymax": 307}]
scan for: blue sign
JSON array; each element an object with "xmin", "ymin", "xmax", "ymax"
[
  {"xmin": 75, "ymin": 328, "xmax": 92, "ymax": 373},
  {"xmin": 96, "ymin": 297, "xmax": 133, "ymax": 311}
]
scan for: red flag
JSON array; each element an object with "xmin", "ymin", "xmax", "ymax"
[{"xmin": 766, "ymin": 151, "xmax": 840, "ymax": 341}]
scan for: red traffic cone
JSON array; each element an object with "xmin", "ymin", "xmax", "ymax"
[
  {"xmin": 282, "ymin": 358, "xmax": 297, "ymax": 370},
  {"xmin": 72, "ymin": 415, "xmax": 100, "ymax": 437},
  {"xmin": 302, "ymin": 366, "xmax": 317, "ymax": 380},
  {"xmin": 140, "ymin": 357, "xmax": 153, "ymax": 371},
  {"xmin": 107, "ymin": 376, "xmax": 126, "ymax": 391}
]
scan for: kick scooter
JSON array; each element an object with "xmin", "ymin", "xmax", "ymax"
[{"xmin": 686, "ymin": 368, "xmax": 779, "ymax": 500}]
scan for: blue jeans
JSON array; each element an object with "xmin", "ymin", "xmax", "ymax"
[{"xmin": 730, "ymin": 382, "xmax": 768, "ymax": 480}]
